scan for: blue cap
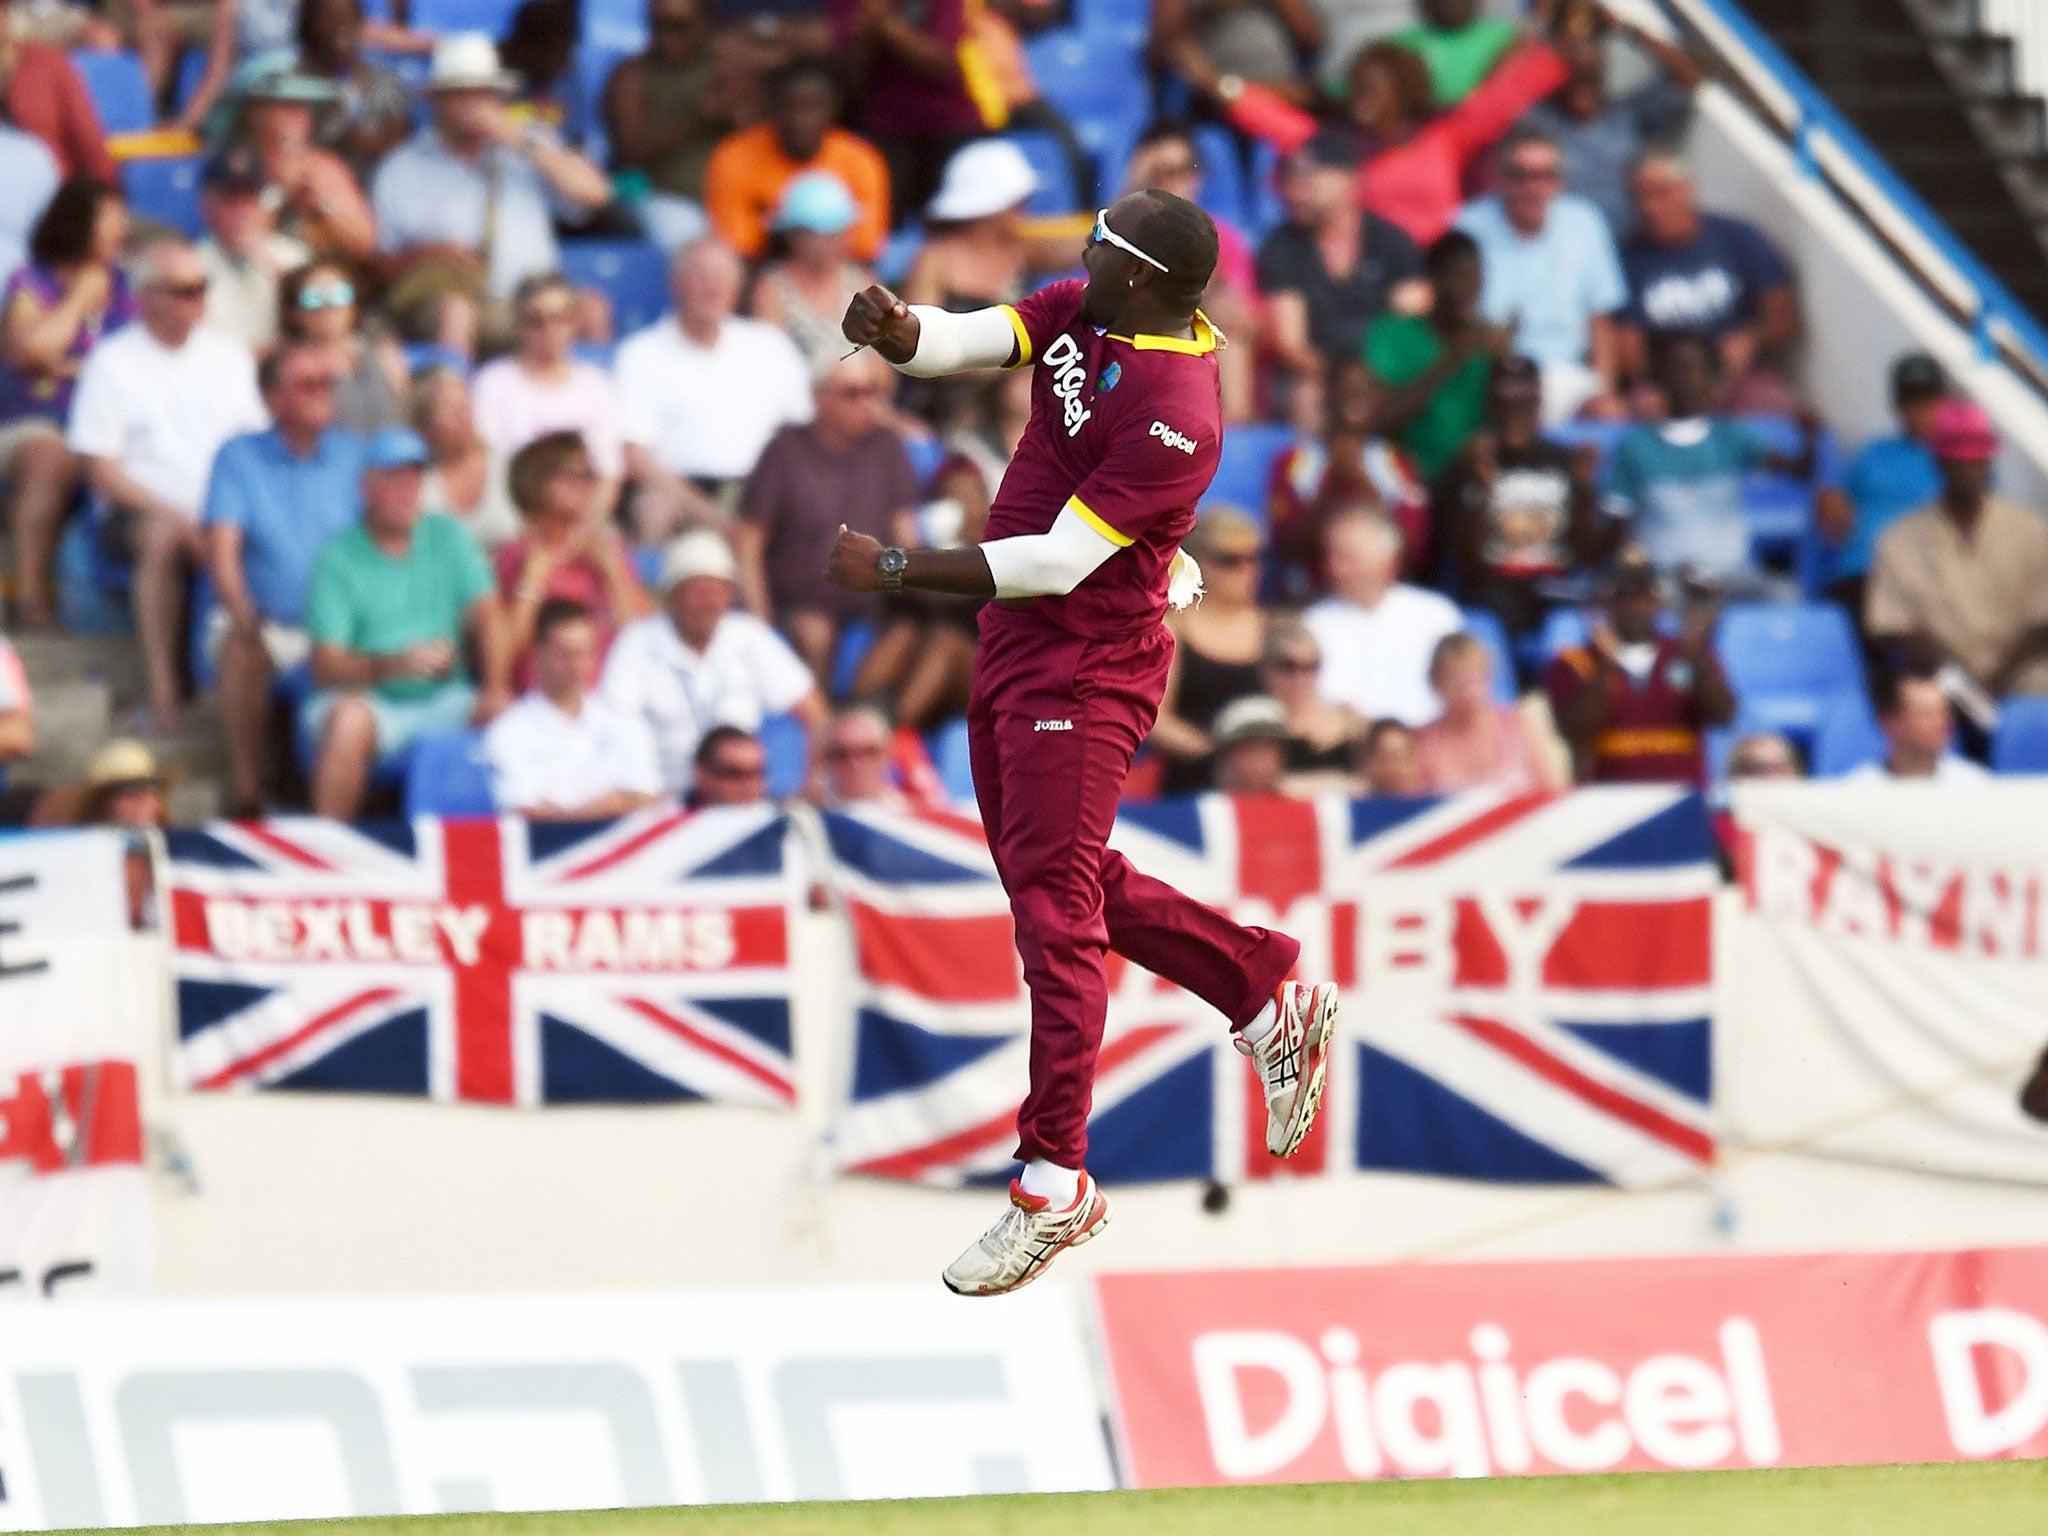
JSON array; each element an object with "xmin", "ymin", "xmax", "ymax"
[
  {"xmin": 772, "ymin": 171, "xmax": 858, "ymax": 236},
  {"xmin": 364, "ymin": 428, "xmax": 430, "ymax": 471}
]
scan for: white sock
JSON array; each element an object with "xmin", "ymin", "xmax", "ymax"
[
  {"xmin": 1240, "ymin": 999, "xmax": 1280, "ymax": 1046},
  {"xmin": 1020, "ymin": 1158, "xmax": 1081, "ymax": 1208}
]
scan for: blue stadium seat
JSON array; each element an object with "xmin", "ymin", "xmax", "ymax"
[
  {"xmin": 1735, "ymin": 415, "xmax": 1839, "ymax": 558},
  {"xmin": 1190, "ymin": 123, "xmax": 1248, "ymax": 230},
  {"xmin": 1243, "ymin": 140, "xmax": 1284, "ymax": 239},
  {"xmin": 1204, "ymin": 423, "xmax": 1292, "ymax": 521},
  {"xmin": 1005, "ymin": 129, "xmax": 1079, "ymax": 215},
  {"xmin": 1459, "ymin": 607, "xmax": 1519, "ymax": 704},
  {"xmin": 173, "ymin": 48, "xmax": 207, "ymax": 115},
  {"xmin": 929, "ymin": 716, "xmax": 975, "ymax": 803},
  {"xmin": 124, "ymin": 156, "xmax": 205, "ymax": 237},
  {"xmin": 571, "ymin": 46, "xmax": 628, "ymax": 161},
  {"xmin": 876, "ymin": 226, "xmax": 924, "ymax": 286},
  {"xmin": 904, "ymin": 433, "xmax": 948, "ymax": 490},
  {"xmin": 1715, "ymin": 602, "xmax": 1863, "ymax": 732},
  {"xmin": 71, "ymin": 50, "xmax": 154, "ymax": 134},
  {"xmin": 831, "ymin": 619, "xmax": 877, "ymax": 700},
  {"xmin": 1025, "ymin": 30, "xmax": 1139, "ymax": 119},
  {"xmin": 1992, "ymin": 697, "xmax": 2048, "ymax": 773},
  {"xmin": 580, "ymin": 0, "xmax": 647, "ymax": 53},
  {"xmin": 409, "ymin": 0, "xmax": 524, "ymax": 36},
  {"xmin": 1810, "ymin": 695, "xmax": 1886, "ymax": 777},
  {"xmin": 1545, "ymin": 419, "xmax": 1629, "ymax": 470},
  {"xmin": 759, "ymin": 712, "xmax": 808, "ymax": 799},
  {"xmin": 406, "ymin": 731, "xmax": 496, "ymax": 817},
  {"xmin": 54, "ymin": 515, "xmax": 132, "ymax": 636},
  {"xmin": 1536, "ymin": 605, "xmax": 1590, "ymax": 664},
  {"xmin": 558, "ymin": 238, "xmax": 668, "ymax": 337}
]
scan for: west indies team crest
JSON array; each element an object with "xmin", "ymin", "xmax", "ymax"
[{"xmin": 1097, "ymin": 362, "xmax": 1122, "ymax": 392}]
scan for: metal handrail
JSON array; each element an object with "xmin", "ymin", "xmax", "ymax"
[{"xmin": 1658, "ymin": 0, "xmax": 2048, "ymax": 394}]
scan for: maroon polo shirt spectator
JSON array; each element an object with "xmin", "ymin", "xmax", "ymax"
[
  {"xmin": 1544, "ymin": 550, "xmax": 1734, "ymax": 782},
  {"xmin": 830, "ymin": 0, "xmax": 986, "ymax": 221}
]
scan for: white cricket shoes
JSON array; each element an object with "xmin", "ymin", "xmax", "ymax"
[
  {"xmin": 942, "ymin": 1173, "xmax": 1110, "ymax": 1296},
  {"xmin": 1239, "ymin": 980, "xmax": 1340, "ymax": 1158}
]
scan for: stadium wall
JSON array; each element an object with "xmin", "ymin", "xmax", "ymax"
[{"xmin": 134, "ymin": 890, "xmax": 2048, "ymax": 1299}]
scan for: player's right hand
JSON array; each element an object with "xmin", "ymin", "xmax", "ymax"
[{"xmin": 842, "ymin": 286, "xmax": 920, "ymax": 362}]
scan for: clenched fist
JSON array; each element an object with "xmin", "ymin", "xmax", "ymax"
[
  {"xmin": 841, "ymin": 285, "xmax": 920, "ymax": 364},
  {"xmin": 824, "ymin": 524, "xmax": 886, "ymax": 591}
]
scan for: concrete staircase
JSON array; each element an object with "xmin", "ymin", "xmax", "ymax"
[
  {"xmin": 1742, "ymin": 0, "xmax": 2048, "ymax": 328},
  {"xmin": 7, "ymin": 550, "xmax": 226, "ymax": 825}
]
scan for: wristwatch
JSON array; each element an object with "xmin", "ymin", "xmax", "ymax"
[{"xmin": 877, "ymin": 546, "xmax": 909, "ymax": 593}]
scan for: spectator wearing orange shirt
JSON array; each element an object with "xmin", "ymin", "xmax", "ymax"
[{"xmin": 705, "ymin": 60, "xmax": 890, "ymax": 263}]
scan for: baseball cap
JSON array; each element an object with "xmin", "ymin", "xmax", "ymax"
[
  {"xmin": 1928, "ymin": 398, "xmax": 1998, "ymax": 461},
  {"xmin": 1212, "ymin": 694, "xmax": 1289, "ymax": 749},
  {"xmin": 364, "ymin": 428, "xmax": 431, "ymax": 471},
  {"xmin": 1890, "ymin": 352, "xmax": 1946, "ymax": 402},
  {"xmin": 231, "ymin": 50, "xmax": 342, "ymax": 107},
  {"xmin": 660, "ymin": 529, "xmax": 739, "ymax": 589},
  {"xmin": 1291, "ymin": 128, "xmax": 1364, "ymax": 171},
  {"xmin": 202, "ymin": 144, "xmax": 266, "ymax": 196},
  {"xmin": 773, "ymin": 171, "xmax": 858, "ymax": 236}
]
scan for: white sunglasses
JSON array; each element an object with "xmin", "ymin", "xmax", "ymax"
[{"xmin": 1091, "ymin": 208, "xmax": 1169, "ymax": 273}]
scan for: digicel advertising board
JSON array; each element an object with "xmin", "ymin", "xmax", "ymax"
[{"xmin": 1093, "ymin": 1248, "xmax": 2048, "ymax": 1486}]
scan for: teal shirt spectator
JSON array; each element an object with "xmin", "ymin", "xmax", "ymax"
[
  {"xmin": 1455, "ymin": 193, "xmax": 1628, "ymax": 369},
  {"xmin": 201, "ymin": 427, "xmax": 368, "ymax": 627},
  {"xmin": 1603, "ymin": 418, "xmax": 1769, "ymax": 582},
  {"xmin": 1828, "ymin": 433, "xmax": 1941, "ymax": 585},
  {"xmin": 305, "ymin": 512, "xmax": 495, "ymax": 704}
]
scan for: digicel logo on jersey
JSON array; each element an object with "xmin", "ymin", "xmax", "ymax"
[
  {"xmin": 1150, "ymin": 420, "xmax": 1197, "ymax": 454},
  {"xmin": 1043, "ymin": 333, "xmax": 1092, "ymax": 436}
]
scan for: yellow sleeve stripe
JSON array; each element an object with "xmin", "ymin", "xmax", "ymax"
[
  {"xmin": 1067, "ymin": 495, "xmax": 1134, "ymax": 547},
  {"xmin": 999, "ymin": 304, "xmax": 1033, "ymax": 369}
]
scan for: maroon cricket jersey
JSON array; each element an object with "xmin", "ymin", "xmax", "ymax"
[
  {"xmin": 1542, "ymin": 638, "xmax": 1709, "ymax": 783},
  {"xmin": 981, "ymin": 279, "xmax": 1223, "ymax": 641}
]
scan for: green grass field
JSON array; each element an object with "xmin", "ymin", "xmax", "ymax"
[{"xmin": 87, "ymin": 1460, "xmax": 2048, "ymax": 1536}]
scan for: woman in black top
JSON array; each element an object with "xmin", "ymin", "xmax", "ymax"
[{"xmin": 1151, "ymin": 508, "xmax": 1273, "ymax": 794}]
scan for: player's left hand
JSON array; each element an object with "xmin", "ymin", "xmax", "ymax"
[{"xmin": 825, "ymin": 524, "xmax": 886, "ymax": 591}]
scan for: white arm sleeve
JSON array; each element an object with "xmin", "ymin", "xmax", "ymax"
[
  {"xmin": 892, "ymin": 305, "xmax": 1024, "ymax": 378},
  {"xmin": 980, "ymin": 504, "xmax": 1122, "ymax": 598}
]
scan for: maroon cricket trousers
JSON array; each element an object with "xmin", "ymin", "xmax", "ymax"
[{"xmin": 967, "ymin": 609, "xmax": 1302, "ymax": 1171}]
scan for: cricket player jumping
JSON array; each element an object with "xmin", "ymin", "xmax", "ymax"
[{"xmin": 827, "ymin": 190, "xmax": 1339, "ymax": 1297}]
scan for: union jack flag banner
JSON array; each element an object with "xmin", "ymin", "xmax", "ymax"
[
  {"xmin": 165, "ymin": 810, "xmax": 798, "ymax": 1107},
  {"xmin": 822, "ymin": 790, "xmax": 1716, "ymax": 1187}
]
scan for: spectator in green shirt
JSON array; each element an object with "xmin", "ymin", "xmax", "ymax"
[
  {"xmin": 1364, "ymin": 229, "xmax": 1515, "ymax": 482},
  {"xmin": 302, "ymin": 427, "xmax": 514, "ymax": 817},
  {"xmin": 1390, "ymin": 0, "xmax": 1521, "ymax": 107}
]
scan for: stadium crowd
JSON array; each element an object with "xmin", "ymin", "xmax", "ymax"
[{"xmin": 2, "ymin": 0, "xmax": 2046, "ymax": 832}]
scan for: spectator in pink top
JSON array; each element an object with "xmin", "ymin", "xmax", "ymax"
[
  {"xmin": 471, "ymin": 272, "xmax": 627, "ymax": 516},
  {"xmin": 1415, "ymin": 630, "xmax": 1565, "ymax": 794},
  {"xmin": 495, "ymin": 431, "xmax": 653, "ymax": 687}
]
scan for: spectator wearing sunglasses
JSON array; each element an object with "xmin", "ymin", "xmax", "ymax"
[
  {"xmin": 688, "ymin": 724, "xmax": 770, "ymax": 808},
  {"xmin": 1150, "ymin": 507, "xmax": 1277, "ymax": 795},
  {"xmin": 734, "ymin": 348, "xmax": 916, "ymax": 688},
  {"xmin": 278, "ymin": 259, "xmax": 407, "ymax": 434},
  {"xmin": 472, "ymin": 272, "xmax": 627, "ymax": 516},
  {"xmin": 496, "ymin": 430, "xmax": 652, "ymax": 688},
  {"xmin": 201, "ymin": 340, "xmax": 369, "ymax": 815},
  {"xmin": 813, "ymin": 702, "xmax": 908, "ymax": 810},
  {"xmin": 196, "ymin": 145, "xmax": 311, "ymax": 352},
  {"xmin": 68, "ymin": 235, "xmax": 267, "ymax": 729}
]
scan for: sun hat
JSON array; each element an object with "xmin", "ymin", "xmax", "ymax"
[
  {"xmin": 425, "ymin": 33, "xmax": 519, "ymax": 93},
  {"xmin": 926, "ymin": 139, "xmax": 1039, "ymax": 223},
  {"xmin": 661, "ymin": 529, "xmax": 739, "ymax": 589},
  {"xmin": 773, "ymin": 170, "xmax": 859, "ymax": 236},
  {"xmin": 232, "ymin": 50, "xmax": 342, "ymax": 107},
  {"xmin": 1211, "ymin": 695, "xmax": 1289, "ymax": 750},
  {"xmin": 86, "ymin": 738, "xmax": 164, "ymax": 790}
]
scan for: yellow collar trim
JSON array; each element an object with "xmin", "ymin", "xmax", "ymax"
[{"xmin": 1108, "ymin": 311, "xmax": 1222, "ymax": 356}]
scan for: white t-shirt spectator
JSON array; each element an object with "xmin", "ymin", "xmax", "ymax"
[
  {"xmin": 197, "ymin": 231, "xmax": 312, "ymax": 351},
  {"xmin": 1844, "ymin": 756, "xmax": 1990, "ymax": 786},
  {"xmin": 1303, "ymin": 584, "xmax": 1466, "ymax": 727},
  {"xmin": 483, "ymin": 690, "xmax": 663, "ymax": 811},
  {"xmin": 599, "ymin": 610, "xmax": 813, "ymax": 793},
  {"xmin": 614, "ymin": 317, "xmax": 812, "ymax": 481},
  {"xmin": 0, "ymin": 127, "xmax": 58, "ymax": 281},
  {"xmin": 67, "ymin": 324, "xmax": 266, "ymax": 518},
  {"xmin": 470, "ymin": 357, "xmax": 627, "ymax": 479}
]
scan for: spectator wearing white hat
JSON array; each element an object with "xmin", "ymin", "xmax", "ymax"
[
  {"xmin": 614, "ymin": 236, "xmax": 815, "ymax": 543},
  {"xmin": 748, "ymin": 172, "xmax": 880, "ymax": 380},
  {"xmin": 599, "ymin": 528, "xmax": 825, "ymax": 796},
  {"xmin": 483, "ymin": 597, "xmax": 663, "ymax": 819},
  {"xmin": 370, "ymin": 33, "xmax": 610, "ymax": 347},
  {"xmin": 902, "ymin": 139, "xmax": 1061, "ymax": 314}
]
